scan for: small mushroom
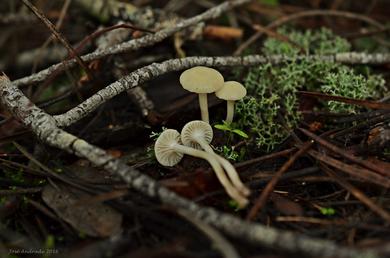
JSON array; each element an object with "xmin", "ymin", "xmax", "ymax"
[
  {"xmin": 155, "ymin": 129, "xmax": 248, "ymax": 207},
  {"xmin": 181, "ymin": 120, "xmax": 250, "ymax": 197},
  {"xmin": 215, "ymin": 81, "xmax": 247, "ymax": 124},
  {"xmin": 180, "ymin": 66, "xmax": 224, "ymax": 123}
]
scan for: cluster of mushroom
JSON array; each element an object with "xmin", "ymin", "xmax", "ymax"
[
  {"xmin": 180, "ymin": 66, "xmax": 247, "ymax": 124},
  {"xmin": 154, "ymin": 67, "xmax": 249, "ymax": 207}
]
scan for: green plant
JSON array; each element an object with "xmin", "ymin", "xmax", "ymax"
[
  {"xmin": 149, "ymin": 127, "xmax": 168, "ymax": 140},
  {"xmin": 214, "ymin": 121, "xmax": 249, "ymax": 139},
  {"xmin": 227, "ymin": 199, "xmax": 241, "ymax": 211},
  {"xmin": 43, "ymin": 235, "xmax": 56, "ymax": 258},
  {"xmin": 236, "ymin": 27, "xmax": 387, "ymax": 151},
  {"xmin": 213, "ymin": 121, "xmax": 248, "ymax": 161},
  {"xmin": 321, "ymin": 67, "xmax": 385, "ymax": 113},
  {"xmin": 319, "ymin": 207, "xmax": 336, "ymax": 216},
  {"xmin": 213, "ymin": 145, "xmax": 241, "ymax": 161},
  {"xmin": 147, "ymin": 126, "xmax": 168, "ymax": 160}
]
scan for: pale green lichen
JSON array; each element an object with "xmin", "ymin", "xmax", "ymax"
[
  {"xmin": 321, "ymin": 67, "xmax": 385, "ymax": 113},
  {"xmin": 236, "ymin": 27, "xmax": 387, "ymax": 151}
]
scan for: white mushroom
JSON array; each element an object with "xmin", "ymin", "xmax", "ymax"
[
  {"xmin": 180, "ymin": 66, "xmax": 224, "ymax": 123},
  {"xmin": 155, "ymin": 129, "xmax": 248, "ymax": 207},
  {"xmin": 181, "ymin": 120, "xmax": 250, "ymax": 197},
  {"xmin": 215, "ymin": 81, "xmax": 247, "ymax": 124}
]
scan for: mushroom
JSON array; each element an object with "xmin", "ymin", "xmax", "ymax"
[
  {"xmin": 180, "ymin": 66, "xmax": 224, "ymax": 123},
  {"xmin": 181, "ymin": 120, "xmax": 250, "ymax": 197},
  {"xmin": 215, "ymin": 81, "xmax": 247, "ymax": 124},
  {"xmin": 155, "ymin": 129, "xmax": 248, "ymax": 207}
]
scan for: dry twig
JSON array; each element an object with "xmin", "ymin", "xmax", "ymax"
[
  {"xmin": 21, "ymin": 0, "xmax": 92, "ymax": 79},
  {"xmin": 246, "ymin": 141, "xmax": 313, "ymax": 220}
]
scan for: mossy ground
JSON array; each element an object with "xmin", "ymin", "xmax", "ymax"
[{"xmin": 235, "ymin": 27, "xmax": 387, "ymax": 152}]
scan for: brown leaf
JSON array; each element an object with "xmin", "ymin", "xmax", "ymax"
[
  {"xmin": 308, "ymin": 121, "xmax": 323, "ymax": 132},
  {"xmin": 42, "ymin": 184, "xmax": 122, "ymax": 237},
  {"xmin": 270, "ymin": 193, "xmax": 304, "ymax": 216}
]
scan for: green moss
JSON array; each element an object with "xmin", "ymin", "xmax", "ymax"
[{"xmin": 236, "ymin": 27, "xmax": 387, "ymax": 151}]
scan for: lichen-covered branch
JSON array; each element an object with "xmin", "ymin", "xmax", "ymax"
[
  {"xmin": 96, "ymin": 23, "xmax": 155, "ymax": 117},
  {"xmin": 13, "ymin": 0, "xmax": 252, "ymax": 87},
  {"xmin": 53, "ymin": 52, "xmax": 390, "ymax": 127},
  {"xmin": 0, "ymin": 75, "xmax": 379, "ymax": 258}
]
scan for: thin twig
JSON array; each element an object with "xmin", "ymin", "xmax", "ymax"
[
  {"xmin": 344, "ymin": 27, "xmax": 390, "ymax": 39},
  {"xmin": 320, "ymin": 164, "xmax": 390, "ymax": 223},
  {"xmin": 235, "ymin": 147, "xmax": 296, "ymax": 169},
  {"xmin": 21, "ymin": 0, "xmax": 93, "ymax": 80},
  {"xmin": 299, "ymin": 128, "xmax": 389, "ymax": 176},
  {"xmin": 246, "ymin": 141, "xmax": 313, "ymax": 221},
  {"xmin": 0, "ymin": 187, "xmax": 42, "ymax": 196},
  {"xmin": 307, "ymin": 149, "xmax": 390, "ymax": 188},
  {"xmin": 31, "ymin": 0, "xmax": 72, "ymax": 74},
  {"xmin": 299, "ymin": 91, "xmax": 390, "ymax": 110}
]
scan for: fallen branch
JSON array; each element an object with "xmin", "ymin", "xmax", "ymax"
[
  {"xmin": 13, "ymin": 0, "xmax": 252, "ymax": 87},
  {"xmin": 52, "ymin": 52, "xmax": 390, "ymax": 127},
  {"xmin": 0, "ymin": 75, "xmax": 379, "ymax": 258}
]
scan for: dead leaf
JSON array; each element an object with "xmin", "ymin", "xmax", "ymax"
[
  {"xmin": 42, "ymin": 184, "xmax": 122, "ymax": 237},
  {"xmin": 309, "ymin": 121, "xmax": 323, "ymax": 132},
  {"xmin": 270, "ymin": 193, "xmax": 304, "ymax": 216}
]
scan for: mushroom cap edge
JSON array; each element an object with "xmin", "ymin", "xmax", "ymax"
[
  {"xmin": 181, "ymin": 120, "xmax": 213, "ymax": 150},
  {"xmin": 154, "ymin": 129, "xmax": 184, "ymax": 166},
  {"xmin": 180, "ymin": 66, "xmax": 224, "ymax": 94},
  {"xmin": 215, "ymin": 81, "xmax": 247, "ymax": 101}
]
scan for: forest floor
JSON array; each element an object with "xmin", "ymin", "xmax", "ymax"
[{"xmin": 0, "ymin": 1, "xmax": 389, "ymax": 258}]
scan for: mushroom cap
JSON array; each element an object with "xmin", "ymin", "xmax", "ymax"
[
  {"xmin": 154, "ymin": 129, "xmax": 184, "ymax": 166},
  {"xmin": 180, "ymin": 66, "xmax": 224, "ymax": 94},
  {"xmin": 215, "ymin": 81, "xmax": 247, "ymax": 101},
  {"xmin": 181, "ymin": 120, "xmax": 213, "ymax": 150}
]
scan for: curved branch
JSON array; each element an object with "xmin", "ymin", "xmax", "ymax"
[{"xmin": 53, "ymin": 52, "xmax": 390, "ymax": 127}]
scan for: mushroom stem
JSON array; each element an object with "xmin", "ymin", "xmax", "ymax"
[
  {"xmin": 172, "ymin": 143, "xmax": 248, "ymax": 207},
  {"xmin": 194, "ymin": 137, "xmax": 250, "ymax": 197},
  {"xmin": 225, "ymin": 100, "xmax": 235, "ymax": 124},
  {"xmin": 198, "ymin": 93, "xmax": 209, "ymax": 123}
]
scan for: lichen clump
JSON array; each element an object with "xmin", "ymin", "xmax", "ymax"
[{"xmin": 236, "ymin": 27, "xmax": 386, "ymax": 152}]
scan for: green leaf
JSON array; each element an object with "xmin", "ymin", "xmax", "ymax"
[
  {"xmin": 227, "ymin": 199, "xmax": 240, "ymax": 211},
  {"xmin": 214, "ymin": 124, "xmax": 231, "ymax": 131},
  {"xmin": 232, "ymin": 129, "xmax": 249, "ymax": 138},
  {"xmin": 319, "ymin": 207, "xmax": 336, "ymax": 216}
]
